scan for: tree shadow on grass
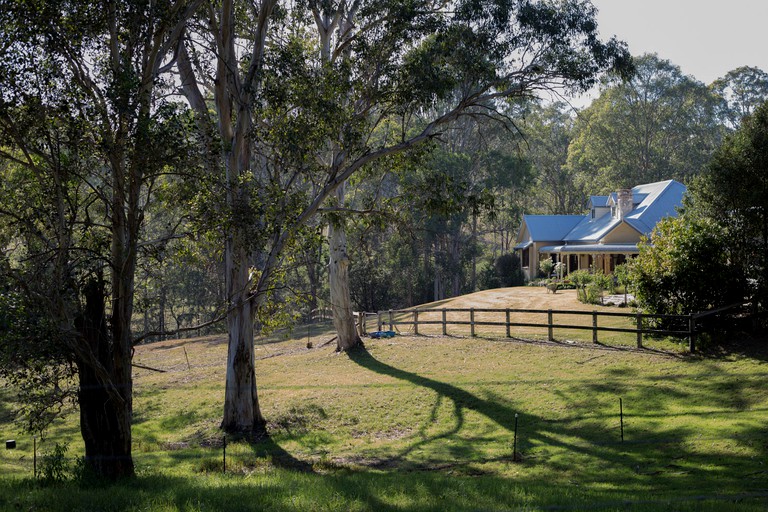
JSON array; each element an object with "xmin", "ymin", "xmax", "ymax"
[{"xmin": 346, "ymin": 344, "xmax": 768, "ymax": 497}]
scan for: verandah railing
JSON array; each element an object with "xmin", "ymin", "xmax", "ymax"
[{"xmin": 354, "ymin": 303, "xmax": 750, "ymax": 353}]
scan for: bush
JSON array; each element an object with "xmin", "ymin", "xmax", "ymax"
[
  {"xmin": 479, "ymin": 254, "xmax": 525, "ymax": 290},
  {"xmin": 539, "ymin": 259, "xmax": 554, "ymax": 278},
  {"xmin": 629, "ymin": 216, "xmax": 747, "ymax": 318},
  {"xmin": 39, "ymin": 442, "xmax": 70, "ymax": 484}
]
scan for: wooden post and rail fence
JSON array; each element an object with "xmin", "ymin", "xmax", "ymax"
[{"xmin": 353, "ymin": 302, "xmax": 749, "ymax": 353}]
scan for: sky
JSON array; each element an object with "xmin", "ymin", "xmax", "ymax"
[
  {"xmin": 590, "ymin": 0, "xmax": 768, "ymax": 84},
  {"xmin": 567, "ymin": 1, "xmax": 768, "ymax": 107}
]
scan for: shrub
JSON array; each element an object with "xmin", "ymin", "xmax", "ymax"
[
  {"xmin": 479, "ymin": 254, "xmax": 525, "ymax": 289},
  {"xmin": 39, "ymin": 442, "xmax": 70, "ymax": 484},
  {"xmin": 569, "ymin": 269, "xmax": 592, "ymax": 302},
  {"xmin": 629, "ymin": 216, "xmax": 747, "ymax": 318},
  {"xmin": 539, "ymin": 259, "xmax": 554, "ymax": 278}
]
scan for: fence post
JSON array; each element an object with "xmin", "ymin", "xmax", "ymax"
[
  {"xmin": 547, "ymin": 309, "xmax": 554, "ymax": 341},
  {"xmin": 414, "ymin": 310, "xmax": 419, "ymax": 335},
  {"xmin": 442, "ymin": 309, "xmax": 447, "ymax": 336},
  {"xmin": 688, "ymin": 314, "xmax": 696, "ymax": 353},
  {"xmin": 619, "ymin": 398, "xmax": 624, "ymax": 442},
  {"xmin": 636, "ymin": 312, "xmax": 643, "ymax": 348},
  {"xmin": 592, "ymin": 310, "xmax": 598, "ymax": 343},
  {"xmin": 470, "ymin": 308, "xmax": 476, "ymax": 337},
  {"xmin": 377, "ymin": 311, "xmax": 382, "ymax": 332},
  {"xmin": 388, "ymin": 309, "xmax": 393, "ymax": 331},
  {"xmin": 505, "ymin": 309, "xmax": 511, "ymax": 338}
]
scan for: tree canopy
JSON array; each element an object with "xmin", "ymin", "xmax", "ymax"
[{"xmin": 567, "ymin": 54, "xmax": 723, "ymax": 192}]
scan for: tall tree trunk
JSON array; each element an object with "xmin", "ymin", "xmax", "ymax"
[
  {"xmin": 329, "ymin": 187, "xmax": 361, "ymax": 351},
  {"xmin": 76, "ymin": 278, "xmax": 134, "ymax": 479},
  {"xmin": 221, "ymin": 236, "xmax": 266, "ymax": 433}
]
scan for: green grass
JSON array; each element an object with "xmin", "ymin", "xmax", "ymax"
[{"xmin": 1, "ymin": 326, "xmax": 767, "ymax": 511}]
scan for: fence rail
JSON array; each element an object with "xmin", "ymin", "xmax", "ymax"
[{"xmin": 354, "ymin": 303, "xmax": 751, "ymax": 352}]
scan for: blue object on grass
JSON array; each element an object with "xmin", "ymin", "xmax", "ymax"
[{"xmin": 369, "ymin": 331, "xmax": 396, "ymax": 339}]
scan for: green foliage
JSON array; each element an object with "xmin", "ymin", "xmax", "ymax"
[
  {"xmin": 711, "ymin": 66, "xmax": 768, "ymax": 130},
  {"xmin": 521, "ymin": 101, "xmax": 584, "ymax": 214},
  {"xmin": 539, "ymin": 258, "xmax": 554, "ymax": 278},
  {"xmin": 689, "ymin": 100, "xmax": 768, "ymax": 311},
  {"xmin": 39, "ymin": 443, "xmax": 70, "ymax": 484},
  {"xmin": 478, "ymin": 253, "xmax": 525, "ymax": 290},
  {"xmin": 0, "ymin": 290, "xmax": 76, "ymax": 434},
  {"xmin": 568, "ymin": 269, "xmax": 592, "ymax": 302},
  {"xmin": 568, "ymin": 54, "xmax": 724, "ymax": 191},
  {"xmin": 629, "ymin": 216, "xmax": 746, "ymax": 318}
]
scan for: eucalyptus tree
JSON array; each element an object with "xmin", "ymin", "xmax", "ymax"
[
  {"xmin": 522, "ymin": 101, "xmax": 583, "ymax": 214},
  {"xmin": 568, "ymin": 53, "xmax": 723, "ymax": 192},
  {"xmin": 711, "ymin": 66, "xmax": 768, "ymax": 130},
  {"xmin": 179, "ymin": 0, "xmax": 630, "ymax": 434},
  {"xmin": 0, "ymin": 0, "xmax": 202, "ymax": 478}
]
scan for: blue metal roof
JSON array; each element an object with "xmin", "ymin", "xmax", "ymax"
[
  {"xmin": 518, "ymin": 180, "xmax": 686, "ymax": 246},
  {"xmin": 522, "ymin": 215, "xmax": 585, "ymax": 241},
  {"xmin": 623, "ymin": 180, "xmax": 686, "ymax": 236},
  {"xmin": 563, "ymin": 215, "xmax": 622, "ymax": 242}
]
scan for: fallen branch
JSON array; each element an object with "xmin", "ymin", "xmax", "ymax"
[{"xmin": 132, "ymin": 363, "xmax": 167, "ymax": 373}]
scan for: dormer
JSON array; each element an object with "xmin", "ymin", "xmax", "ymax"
[{"xmin": 588, "ymin": 195, "xmax": 610, "ymax": 220}]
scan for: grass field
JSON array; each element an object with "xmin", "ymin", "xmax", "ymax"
[{"xmin": 1, "ymin": 287, "xmax": 767, "ymax": 511}]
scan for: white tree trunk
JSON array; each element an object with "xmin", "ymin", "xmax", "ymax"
[
  {"xmin": 328, "ymin": 187, "xmax": 361, "ymax": 351},
  {"xmin": 221, "ymin": 237, "xmax": 265, "ymax": 433}
]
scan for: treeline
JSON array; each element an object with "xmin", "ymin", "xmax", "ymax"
[{"xmin": 135, "ymin": 55, "xmax": 768, "ymax": 321}]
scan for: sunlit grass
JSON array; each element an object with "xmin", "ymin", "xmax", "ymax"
[{"xmin": 1, "ymin": 318, "xmax": 767, "ymax": 511}]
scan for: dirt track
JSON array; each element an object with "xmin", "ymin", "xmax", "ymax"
[{"xmin": 417, "ymin": 286, "xmax": 596, "ymax": 312}]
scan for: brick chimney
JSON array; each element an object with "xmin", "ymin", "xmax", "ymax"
[{"xmin": 617, "ymin": 188, "xmax": 633, "ymax": 219}]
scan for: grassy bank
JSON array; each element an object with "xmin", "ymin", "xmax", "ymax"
[{"xmin": 1, "ymin": 298, "xmax": 767, "ymax": 510}]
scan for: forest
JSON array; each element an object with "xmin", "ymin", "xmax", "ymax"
[{"xmin": 1, "ymin": 0, "xmax": 767, "ymax": 480}]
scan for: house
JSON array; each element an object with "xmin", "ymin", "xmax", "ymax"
[{"xmin": 513, "ymin": 179, "xmax": 687, "ymax": 281}]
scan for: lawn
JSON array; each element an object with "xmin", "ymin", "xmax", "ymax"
[{"xmin": 1, "ymin": 287, "xmax": 766, "ymax": 511}]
